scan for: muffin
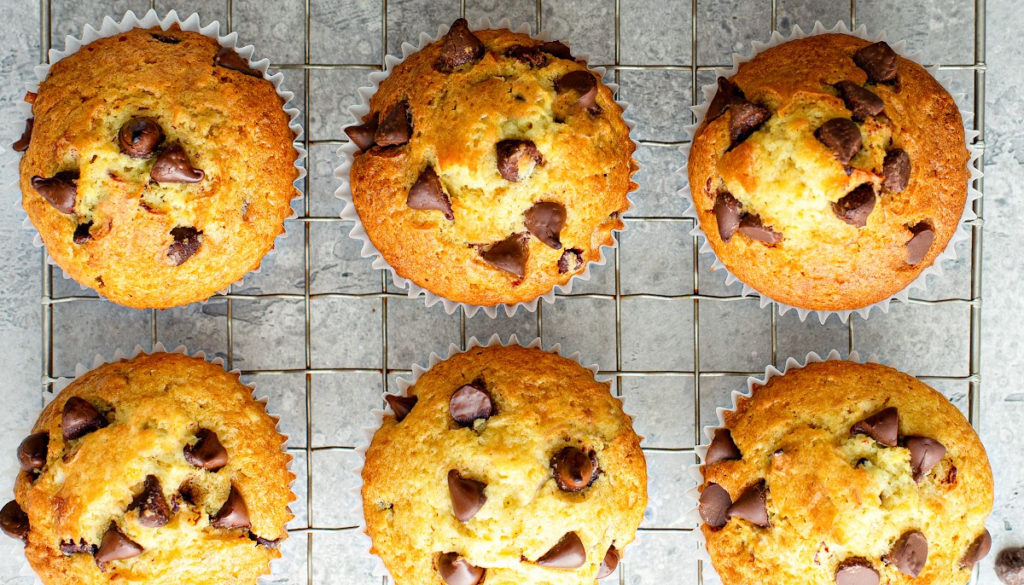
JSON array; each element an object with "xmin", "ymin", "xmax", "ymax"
[
  {"xmin": 362, "ymin": 344, "xmax": 646, "ymax": 585},
  {"xmin": 345, "ymin": 19, "xmax": 636, "ymax": 308},
  {"xmin": 0, "ymin": 352, "xmax": 294, "ymax": 585},
  {"xmin": 688, "ymin": 34, "xmax": 968, "ymax": 311},
  {"xmin": 16, "ymin": 25, "xmax": 299, "ymax": 309},
  {"xmin": 697, "ymin": 360, "xmax": 993, "ymax": 585}
]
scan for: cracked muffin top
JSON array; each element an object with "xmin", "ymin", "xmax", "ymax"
[
  {"xmin": 698, "ymin": 360, "xmax": 992, "ymax": 585},
  {"xmin": 0, "ymin": 352, "xmax": 294, "ymax": 585},
  {"xmin": 362, "ymin": 345, "xmax": 646, "ymax": 585},
  {"xmin": 346, "ymin": 19, "xmax": 637, "ymax": 308},
  {"xmin": 17, "ymin": 26, "xmax": 299, "ymax": 309},
  {"xmin": 688, "ymin": 34, "xmax": 968, "ymax": 311}
]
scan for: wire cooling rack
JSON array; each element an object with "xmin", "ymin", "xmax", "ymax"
[{"xmin": 31, "ymin": 1, "xmax": 987, "ymax": 584}]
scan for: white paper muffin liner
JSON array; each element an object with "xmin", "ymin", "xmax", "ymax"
[
  {"xmin": 334, "ymin": 18, "xmax": 638, "ymax": 318},
  {"xmin": 14, "ymin": 341, "xmax": 297, "ymax": 585},
  {"xmin": 681, "ymin": 21, "xmax": 983, "ymax": 324},
  {"xmin": 7, "ymin": 9, "xmax": 307, "ymax": 302},
  {"xmin": 351, "ymin": 334, "xmax": 640, "ymax": 581}
]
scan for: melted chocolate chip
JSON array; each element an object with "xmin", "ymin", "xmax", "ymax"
[
  {"xmin": 95, "ymin": 524, "xmax": 143, "ymax": 566},
  {"xmin": 250, "ymin": 532, "xmax": 283, "ymax": 549},
  {"xmin": 832, "ymin": 183, "xmax": 876, "ymax": 227},
  {"xmin": 17, "ymin": 432, "xmax": 48, "ymax": 473},
  {"xmin": 131, "ymin": 475, "xmax": 171, "ymax": 528},
  {"xmin": 551, "ymin": 446, "xmax": 599, "ymax": 492},
  {"xmin": 555, "ymin": 70, "xmax": 601, "ymax": 115},
  {"xmin": 0, "ymin": 501, "xmax": 28, "ymax": 542},
  {"xmin": 835, "ymin": 81, "xmax": 885, "ymax": 120},
  {"xmin": 13, "ymin": 118, "xmax": 33, "ymax": 152},
  {"xmin": 835, "ymin": 558, "xmax": 879, "ymax": 585},
  {"xmin": 539, "ymin": 40, "xmax": 573, "ymax": 60},
  {"xmin": 995, "ymin": 548, "xmax": 1024, "ymax": 585},
  {"xmin": 481, "ymin": 233, "xmax": 529, "ymax": 278},
  {"xmin": 385, "ymin": 394, "xmax": 417, "ymax": 422},
  {"xmin": 558, "ymin": 248, "xmax": 584, "ymax": 274},
  {"xmin": 729, "ymin": 102, "xmax": 771, "ymax": 146},
  {"xmin": 345, "ymin": 114, "xmax": 379, "ymax": 151},
  {"xmin": 438, "ymin": 552, "xmax": 485, "ymax": 585},
  {"xmin": 714, "ymin": 191, "xmax": 743, "ymax": 242},
  {"xmin": 496, "ymin": 139, "xmax": 544, "ymax": 182},
  {"xmin": 698, "ymin": 483, "xmax": 732, "ymax": 528},
  {"xmin": 505, "ymin": 45, "xmax": 547, "ymax": 67},
  {"xmin": 961, "ymin": 530, "xmax": 992, "ymax": 570},
  {"xmin": 447, "ymin": 470, "xmax": 487, "ymax": 522},
  {"xmin": 408, "ymin": 167, "xmax": 454, "ymax": 219},
  {"xmin": 883, "ymin": 149, "xmax": 911, "ymax": 193},
  {"xmin": 853, "ymin": 41, "xmax": 899, "ymax": 83},
  {"xmin": 151, "ymin": 143, "xmax": 204, "ymax": 183},
  {"xmin": 706, "ymin": 77, "xmax": 746, "ymax": 123},
  {"xmin": 61, "ymin": 396, "xmax": 107, "ymax": 441},
  {"xmin": 73, "ymin": 222, "xmax": 93, "ymax": 245},
  {"xmin": 449, "ymin": 381, "xmax": 494, "ymax": 426},
  {"xmin": 167, "ymin": 226, "xmax": 202, "ymax": 266},
  {"xmin": 118, "ymin": 117, "xmax": 164, "ymax": 158},
  {"xmin": 31, "ymin": 171, "xmax": 79, "ymax": 214},
  {"xmin": 212, "ymin": 485, "xmax": 250, "ymax": 529},
  {"xmin": 906, "ymin": 222, "xmax": 934, "ymax": 266},
  {"xmin": 375, "ymin": 100, "xmax": 412, "ymax": 147},
  {"xmin": 738, "ymin": 214, "xmax": 782, "ymax": 245},
  {"xmin": 850, "ymin": 407, "xmax": 898, "ymax": 447},
  {"xmin": 215, "ymin": 46, "xmax": 261, "ymax": 77},
  {"xmin": 436, "ymin": 19, "xmax": 485, "ymax": 72},
  {"xmin": 905, "ymin": 436, "xmax": 946, "ymax": 482},
  {"xmin": 726, "ymin": 479, "xmax": 769, "ymax": 527},
  {"xmin": 151, "ymin": 33, "xmax": 180, "ymax": 44},
  {"xmin": 886, "ymin": 530, "xmax": 928, "ymax": 577},
  {"xmin": 60, "ymin": 539, "xmax": 96, "ymax": 555},
  {"xmin": 537, "ymin": 532, "xmax": 586, "ymax": 569},
  {"xmin": 815, "ymin": 118, "xmax": 863, "ymax": 165},
  {"xmin": 524, "ymin": 201, "xmax": 566, "ymax": 248},
  {"xmin": 184, "ymin": 428, "xmax": 228, "ymax": 471},
  {"xmin": 705, "ymin": 428, "xmax": 741, "ymax": 464},
  {"xmin": 597, "ymin": 547, "xmax": 619, "ymax": 579}
]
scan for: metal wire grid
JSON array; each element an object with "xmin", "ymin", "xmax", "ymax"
[{"xmin": 32, "ymin": 0, "xmax": 987, "ymax": 583}]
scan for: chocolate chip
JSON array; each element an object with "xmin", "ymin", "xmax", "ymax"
[
  {"xmin": 726, "ymin": 479, "xmax": 769, "ymax": 528},
  {"xmin": 883, "ymin": 149, "xmax": 911, "ymax": 193},
  {"xmin": 436, "ymin": 19, "xmax": 485, "ymax": 72},
  {"xmin": 906, "ymin": 222, "xmax": 934, "ymax": 266},
  {"xmin": 438, "ymin": 552, "xmax": 485, "ymax": 585},
  {"xmin": 996, "ymin": 548, "xmax": 1024, "ymax": 585},
  {"xmin": 212, "ymin": 485, "xmax": 250, "ymax": 529},
  {"xmin": 705, "ymin": 428, "xmax": 741, "ymax": 464},
  {"xmin": 184, "ymin": 428, "xmax": 228, "ymax": 471},
  {"xmin": 714, "ymin": 191, "xmax": 743, "ymax": 242},
  {"xmin": 850, "ymin": 407, "xmax": 898, "ymax": 447},
  {"xmin": 385, "ymin": 394, "xmax": 417, "ymax": 422},
  {"xmin": 167, "ymin": 226, "xmax": 202, "ymax": 266},
  {"xmin": 95, "ymin": 524, "xmax": 143, "ymax": 566},
  {"xmin": 408, "ymin": 167, "xmax": 454, "ymax": 220},
  {"xmin": 832, "ymin": 184, "xmax": 876, "ymax": 227},
  {"xmin": 853, "ymin": 41, "xmax": 898, "ymax": 83},
  {"xmin": 960, "ymin": 530, "xmax": 992, "ymax": 570},
  {"xmin": 12, "ymin": 118, "xmax": 32, "ymax": 152},
  {"xmin": 539, "ymin": 40, "xmax": 573, "ymax": 60},
  {"xmin": 505, "ymin": 45, "xmax": 546, "ymax": 67},
  {"xmin": 215, "ymin": 46, "xmax": 261, "ymax": 77},
  {"xmin": 558, "ymin": 248, "xmax": 584, "ymax": 274},
  {"xmin": 345, "ymin": 114, "xmax": 379, "ymax": 151},
  {"xmin": 447, "ymin": 470, "xmax": 487, "ymax": 522},
  {"xmin": 835, "ymin": 81, "xmax": 885, "ymax": 120},
  {"xmin": 481, "ymin": 233, "xmax": 529, "ymax": 278},
  {"xmin": 496, "ymin": 140, "xmax": 544, "ymax": 182},
  {"xmin": 31, "ymin": 171, "xmax": 78, "ymax": 214},
  {"xmin": 118, "ymin": 117, "xmax": 164, "ymax": 158},
  {"xmin": 815, "ymin": 118, "xmax": 862, "ymax": 165},
  {"xmin": 698, "ymin": 483, "xmax": 732, "ymax": 528},
  {"xmin": 131, "ymin": 475, "xmax": 171, "ymax": 528},
  {"xmin": 61, "ymin": 396, "xmax": 107, "ymax": 441},
  {"xmin": 250, "ymin": 533, "xmax": 282, "ymax": 549},
  {"xmin": 551, "ymin": 446, "xmax": 599, "ymax": 492},
  {"xmin": 835, "ymin": 558, "xmax": 879, "ymax": 585},
  {"xmin": 706, "ymin": 77, "xmax": 746, "ymax": 123},
  {"xmin": 597, "ymin": 547, "xmax": 619, "ymax": 579},
  {"xmin": 555, "ymin": 70, "xmax": 601, "ymax": 115},
  {"xmin": 0, "ymin": 501, "xmax": 28, "ymax": 542},
  {"xmin": 450, "ymin": 380, "xmax": 494, "ymax": 427},
  {"xmin": 59, "ymin": 539, "xmax": 96, "ymax": 555},
  {"xmin": 729, "ymin": 102, "xmax": 771, "ymax": 146},
  {"xmin": 375, "ymin": 100, "xmax": 412, "ymax": 148},
  {"xmin": 17, "ymin": 432, "xmax": 48, "ymax": 473},
  {"xmin": 151, "ymin": 33, "xmax": 180, "ymax": 44},
  {"xmin": 537, "ymin": 532, "xmax": 586, "ymax": 569},
  {"xmin": 524, "ymin": 201, "xmax": 566, "ymax": 249},
  {"xmin": 905, "ymin": 436, "xmax": 946, "ymax": 482},
  {"xmin": 738, "ymin": 214, "xmax": 782, "ymax": 245},
  {"xmin": 150, "ymin": 143, "xmax": 204, "ymax": 183},
  {"xmin": 73, "ymin": 222, "xmax": 93, "ymax": 245},
  {"xmin": 886, "ymin": 531, "xmax": 928, "ymax": 577}
]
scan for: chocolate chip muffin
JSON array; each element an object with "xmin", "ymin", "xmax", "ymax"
[
  {"xmin": 0, "ymin": 352, "xmax": 294, "ymax": 585},
  {"xmin": 688, "ymin": 34, "xmax": 969, "ymax": 311},
  {"xmin": 697, "ymin": 360, "xmax": 993, "ymax": 585},
  {"xmin": 362, "ymin": 345, "xmax": 646, "ymax": 585},
  {"xmin": 346, "ymin": 19, "xmax": 636, "ymax": 308},
  {"xmin": 17, "ymin": 26, "xmax": 299, "ymax": 309}
]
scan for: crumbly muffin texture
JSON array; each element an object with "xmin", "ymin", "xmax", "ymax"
[
  {"xmin": 18, "ymin": 26, "xmax": 299, "ymax": 309},
  {"xmin": 347, "ymin": 19, "xmax": 637, "ymax": 307},
  {"xmin": 688, "ymin": 34, "xmax": 968, "ymax": 311},
  {"xmin": 1, "ymin": 353, "xmax": 294, "ymax": 585},
  {"xmin": 362, "ymin": 345, "xmax": 647, "ymax": 585},
  {"xmin": 698, "ymin": 361, "xmax": 993, "ymax": 585}
]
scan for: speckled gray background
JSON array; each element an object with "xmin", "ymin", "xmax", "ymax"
[{"xmin": 0, "ymin": 1, "xmax": 1020, "ymax": 584}]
